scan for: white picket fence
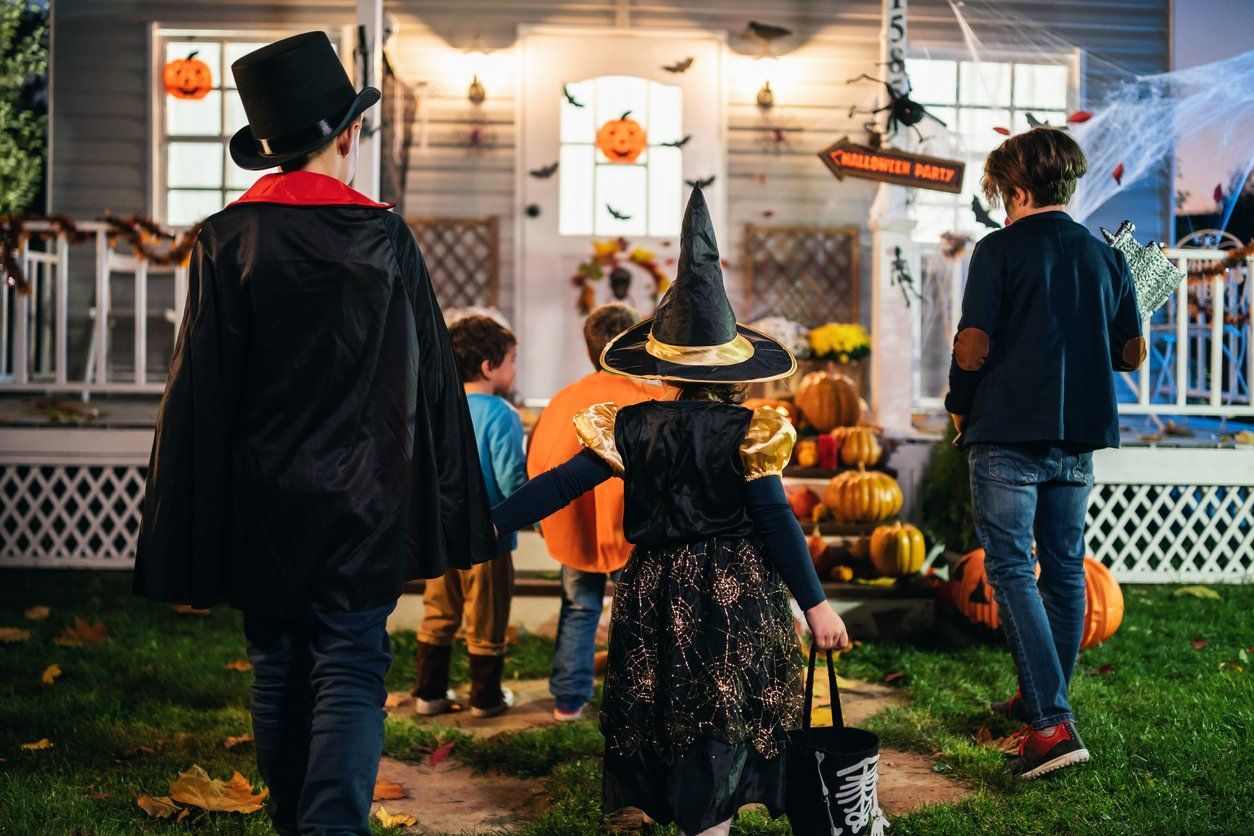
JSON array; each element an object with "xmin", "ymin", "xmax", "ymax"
[{"xmin": 1, "ymin": 221, "xmax": 187, "ymax": 394}]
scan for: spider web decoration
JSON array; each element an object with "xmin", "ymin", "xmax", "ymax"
[
  {"xmin": 742, "ymin": 225, "xmax": 860, "ymax": 327},
  {"xmin": 405, "ymin": 217, "xmax": 499, "ymax": 309}
]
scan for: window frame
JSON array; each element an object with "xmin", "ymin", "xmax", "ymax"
[{"xmin": 148, "ymin": 24, "xmax": 348, "ymax": 226}]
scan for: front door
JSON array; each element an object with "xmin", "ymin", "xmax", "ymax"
[{"xmin": 516, "ymin": 27, "xmax": 727, "ymax": 399}]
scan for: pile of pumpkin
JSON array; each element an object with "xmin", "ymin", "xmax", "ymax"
[
  {"xmin": 746, "ymin": 370, "xmax": 881, "ymax": 470},
  {"xmin": 945, "ymin": 548, "xmax": 1124, "ymax": 649},
  {"xmin": 801, "ymin": 519, "xmax": 926, "ymax": 583}
]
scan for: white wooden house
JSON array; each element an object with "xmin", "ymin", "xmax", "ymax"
[{"xmin": 1, "ymin": 0, "xmax": 1251, "ymax": 583}]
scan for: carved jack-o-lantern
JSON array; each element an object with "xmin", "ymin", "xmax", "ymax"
[
  {"xmin": 596, "ymin": 111, "xmax": 648, "ymax": 163},
  {"xmin": 163, "ymin": 51, "xmax": 213, "ymax": 100}
]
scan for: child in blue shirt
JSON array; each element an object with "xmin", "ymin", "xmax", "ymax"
[{"xmin": 413, "ymin": 314, "xmax": 526, "ymax": 717}]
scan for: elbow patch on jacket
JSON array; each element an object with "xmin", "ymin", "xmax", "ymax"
[
  {"xmin": 954, "ymin": 327, "xmax": 990, "ymax": 372},
  {"xmin": 1121, "ymin": 335, "xmax": 1147, "ymax": 371}
]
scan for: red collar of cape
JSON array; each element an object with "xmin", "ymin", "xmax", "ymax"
[{"xmin": 229, "ymin": 170, "xmax": 394, "ymax": 209}]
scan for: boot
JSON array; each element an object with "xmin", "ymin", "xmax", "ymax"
[
  {"xmin": 468, "ymin": 654, "xmax": 513, "ymax": 718},
  {"xmin": 412, "ymin": 642, "xmax": 457, "ymax": 715}
]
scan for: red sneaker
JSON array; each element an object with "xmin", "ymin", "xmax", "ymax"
[
  {"xmin": 1010, "ymin": 721, "xmax": 1090, "ymax": 779},
  {"xmin": 990, "ymin": 691, "xmax": 1031, "ymax": 724}
]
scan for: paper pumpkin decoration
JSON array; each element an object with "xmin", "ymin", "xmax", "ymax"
[
  {"xmin": 597, "ymin": 111, "xmax": 648, "ymax": 163},
  {"xmin": 164, "ymin": 51, "xmax": 213, "ymax": 100}
]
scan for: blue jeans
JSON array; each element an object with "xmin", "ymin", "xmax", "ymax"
[
  {"xmin": 968, "ymin": 443, "xmax": 1093, "ymax": 730},
  {"xmin": 550, "ymin": 565, "xmax": 621, "ymax": 710},
  {"xmin": 243, "ymin": 603, "xmax": 395, "ymax": 836}
]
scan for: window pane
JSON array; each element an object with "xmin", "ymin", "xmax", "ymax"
[
  {"xmin": 596, "ymin": 164, "xmax": 647, "ymax": 237},
  {"xmin": 561, "ymin": 79, "xmax": 596, "ymax": 143},
  {"xmin": 559, "ymin": 144, "xmax": 595, "ymax": 236},
  {"xmin": 168, "ymin": 142, "xmax": 223, "ymax": 188},
  {"xmin": 225, "ymin": 91, "xmax": 249, "ymax": 134},
  {"xmin": 957, "ymin": 108, "xmax": 1012, "ymax": 154},
  {"xmin": 959, "ymin": 61, "xmax": 1011, "ymax": 107},
  {"xmin": 906, "ymin": 59, "xmax": 957, "ymax": 105},
  {"xmin": 595, "ymin": 76, "xmax": 649, "ymax": 131},
  {"xmin": 227, "ymin": 163, "xmax": 272, "ymax": 190},
  {"xmin": 648, "ymin": 146, "xmax": 682, "ymax": 237},
  {"xmin": 166, "ymin": 41, "xmax": 221, "ymax": 87},
  {"xmin": 1014, "ymin": 63, "xmax": 1068, "ymax": 110},
  {"xmin": 167, "ymin": 90, "xmax": 222, "ymax": 136},
  {"xmin": 648, "ymin": 82, "xmax": 682, "ymax": 146},
  {"xmin": 168, "ymin": 189, "xmax": 225, "ymax": 226}
]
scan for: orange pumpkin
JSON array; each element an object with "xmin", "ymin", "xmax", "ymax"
[
  {"xmin": 822, "ymin": 468, "xmax": 902, "ymax": 524},
  {"xmin": 794, "ymin": 439, "xmax": 818, "ymax": 468},
  {"xmin": 596, "ymin": 111, "xmax": 648, "ymax": 163},
  {"xmin": 869, "ymin": 522, "xmax": 925, "ymax": 577},
  {"xmin": 743, "ymin": 397, "xmax": 800, "ymax": 426},
  {"xmin": 951, "ymin": 550, "xmax": 1124, "ymax": 648},
  {"xmin": 787, "ymin": 486, "xmax": 821, "ymax": 520},
  {"xmin": 794, "ymin": 372, "xmax": 860, "ymax": 433},
  {"xmin": 832, "ymin": 426, "xmax": 882, "ymax": 467},
  {"xmin": 163, "ymin": 51, "xmax": 213, "ymax": 100}
]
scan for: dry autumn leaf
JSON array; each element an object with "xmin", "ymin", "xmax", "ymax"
[
  {"xmin": 172, "ymin": 604, "xmax": 212, "ymax": 616},
  {"xmin": 373, "ymin": 778, "xmax": 408, "ymax": 801},
  {"xmin": 169, "ymin": 765, "xmax": 268, "ymax": 814},
  {"xmin": 53, "ymin": 618, "xmax": 109, "ymax": 647},
  {"xmin": 24, "ymin": 605, "xmax": 51, "ymax": 621},
  {"xmin": 0, "ymin": 627, "xmax": 31, "ymax": 643},
  {"xmin": 86, "ymin": 791, "xmax": 112, "ymax": 800},
  {"xmin": 224, "ymin": 734, "xmax": 252, "ymax": 750},
  {"xmin": 137, "ymin": 794, "xmax": 183, "ymax": 819},
  {"xmin": 1192, "ymin": 638, "xmax": 1208, "ymax": 650},
  {"xmin": 225, "ymin": 658, "xmax": 253, "ymax": 672},
  {"xmin": 883, "ymin": 671, "xmax": 907, "ymax": 686},
  {"xmin": 119, "ymin": 744, "xmax": 156, "ymax": 758},
  {"xmin": 41, "ymin": 663, "xmax": 62, "ymax": 685},
  {"xmin": 21, "ymin": 738, "xmax": 53, "ymax": 751},
  {"xmin": 374, "ymin": 806, "xmax": 417, "ymax": 827},
  {"xmin": 427, "ymin": 741, "xmax": 455, "ymax": 768},
  {"xmin": 1087, "ymin": 663, "xmax": 1114, "ymax": 677}
]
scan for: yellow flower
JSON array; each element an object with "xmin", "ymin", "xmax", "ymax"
[
  {"xmin": 629, "ymin": 247, "xmax": 654, "ymax": 263},
  {"xmin": 593, "ymin": 239, "xmax": 621, "ymax": 258}
]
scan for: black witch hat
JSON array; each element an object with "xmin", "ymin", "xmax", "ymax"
[
  {"xmin": 600, "ymin": 186, "xmax": 797, "ymax": 383},
  {"xmin": 229, "ymin": 32, "xmax": 381, "ymax": 171}
]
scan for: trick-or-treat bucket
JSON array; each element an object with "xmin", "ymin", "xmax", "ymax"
[{"xmin": 785, "ymin": 645, "xmax": 888, "ymax": 836}]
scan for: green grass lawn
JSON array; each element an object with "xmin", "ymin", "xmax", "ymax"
[{"xmin": 1, "ymin": 571, "xmax": 1251, "ymax": 835}]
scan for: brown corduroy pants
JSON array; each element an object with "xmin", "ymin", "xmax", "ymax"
[{"xmin": 417, "ymin": 553, "xmax": 514, "ymax": 656}]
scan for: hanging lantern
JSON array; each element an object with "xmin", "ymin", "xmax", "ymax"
[{"xmin": 163, "ymin": 51, "xmax": 213, "ymax": 100}]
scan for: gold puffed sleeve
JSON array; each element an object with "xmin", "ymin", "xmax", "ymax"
[
  {"xmin": 739, "ymin": 406, "xmax": 797, "ymax": 481},
  {"xmin": 572, "ymin": 402, "xmax": 624, "ymax": 476}
]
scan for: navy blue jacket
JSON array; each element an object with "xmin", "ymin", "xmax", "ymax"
[{"xmin": 944, "ymin": 211, "xmax": 1145, "ymax": 450}]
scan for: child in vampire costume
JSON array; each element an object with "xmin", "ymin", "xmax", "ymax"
[
  {"xmin": 493, "ymin": 187, "xmax": 850, "ymax": 836},
  {"xmin": 133, "ymin": 33, "xmax": 495, "ymax": 836}
]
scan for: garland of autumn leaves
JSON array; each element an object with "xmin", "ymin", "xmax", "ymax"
[
  {"xmin": 1, "ymin": 213, "xmax": 202, "ymax": 295},
  {"xmin": 1189, "ymin": 240, "xmax": 1254, "ymax": 325},
  {"xmin": 570, "ymin": 237, "xmax": 671, "ymax": 314}
]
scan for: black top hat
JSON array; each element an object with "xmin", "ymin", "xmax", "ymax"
[
  {"xmin": 229, "ymin": 31, "xmax": 380, "ymax": 171},
  {"xmin": 600, "ymin": 186, "xmax": 797, "ymax": 384}
]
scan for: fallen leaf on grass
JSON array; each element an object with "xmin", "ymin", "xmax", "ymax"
[
  {"xmin": 169, "ymin": 765, "xmax": 268, "ymax": 813},
  {"xmin": 224, "ymin": 734, "xmax": 252, "ymax": 750},
  {"xmin": 1219, "ymin": 662, "xmax": 1244, "ymax": 672},
  {"xmin": 373, "ymin": 778, "xmax": 408, "ymax": 801},
  {"xmin": 974, "ymin": 724, "xmax": 1027, "ymax": 755},
  {"xmin": 21, "ymin": 738, "xmax": 53, "ymax": 751},
  {"xmin": 171, "ymin": 604, "xmax": 212, "ymax": 616},
  {"xmin": 427, "ymin": 741, "xmax": 455, "ymax": 767},
  {"xmin": 224, "ymin": 658, "xmax": 253, "ymax": 672},
  {"xmin": 1087, "ymin": 663, "xmax": 1114, "ymax": 677},
  {"xmin": 86, "ymin": 791, "xmax": 112, "ymax": 800},
  {"xmin": 1192, "ymin": 638, "xmax": 1208, "ymax": 650},
  {"xmin": 809, "ymin": 706, "xmax": 833, "ymax": 727},
  {"xmin": 374, "ymin": 806, "xmax": 417, "ymax": 827},
  {"xmin": 53, "ymin": 618, "xmax": 109, "ymax": 647},
  {"xmin": 0, "ymin": 627, "xmax": 31, "ymax": 643},
  {"xmin": 24, "ymin": 605, "xmax": 51, "ymax": 621},
  {"xmin": 41, "ymin": 663, "xmax": 62, "ymax": 685},
  {"xmin": 137, "ymin": 794, "xmax": 182, "ymax": 819},
  {"xmin": 1172, "ymin": 585, "xmax": 1221, "ymax": 600},
  {"xmin": 883, "ymin": 671, "xmax": 907, "ymax": 686},
  {"xmin": 118, "ymin": 745, "xmax": 156, "ymax": 758}
]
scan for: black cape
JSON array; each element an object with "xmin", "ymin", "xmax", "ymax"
[{"xmin": 134, "ymin": 189, "xmax": 496, "ymax": 616}]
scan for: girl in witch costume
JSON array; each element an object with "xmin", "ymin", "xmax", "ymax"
[{"xmin": 493, "ymin": 187, "xmax": 849, "ymax": 836}]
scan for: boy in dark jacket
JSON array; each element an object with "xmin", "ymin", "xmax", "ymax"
[
  {"xmin": 134, "ymin": 33, "xmax": 495, "ymax": 835},
  {"xmin": 946, "ymin": 127, "xmax": 1144, "ymax": 780}
]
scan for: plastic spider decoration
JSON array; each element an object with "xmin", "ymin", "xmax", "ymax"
[
  {"xmin": 890, "ymin": 246, "xmax": 921, "ymax": 307},
  {"xmin": 847, "ymin": 73, "xmax": 947, "ymax": 143}
]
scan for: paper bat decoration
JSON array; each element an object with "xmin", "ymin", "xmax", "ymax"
[
  {"xmin": 970, "ymin": 196, "xmax": 1002, "ymax": 230},
  {"xmin": 685, "ymin": 175, "xmax": 716, "ymax": 189},
  {"xmin": 1025, "ymin": 112, "xmax": 1049, "ymax": 128},
  {"xmin": 1101, "ymin": 220, "xmax": 1186, "ymax": 315},
  {"xmin": 748, "ymin": 20, "xmax": 792, "ymax": 42},
  {"xmin": 662, "ymin": 57, "xmax": 694, "ymax": 73},
  {"xmin": 528, "ymin": 162, "xmax": 559, "ymax": 179},
  {"xmin": 661, "ymin": 134, "xmax": 692, "ymax": 148},
  {"xmin": 562, "ymin": 84, "xmax": 585, "ymax": 108},
  {"xmin": 606, "ymin": 204, "xmax": 633, "ymax": 221}
]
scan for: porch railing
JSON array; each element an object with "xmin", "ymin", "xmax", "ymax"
[{"xmin": 0, "ymin": 220, "xmax": 187, "ymax": 395}]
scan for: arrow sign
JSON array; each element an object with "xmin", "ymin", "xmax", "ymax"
[{"xmin": 818, "ymin": 137, "xmax": 965, "ymax": 194}]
